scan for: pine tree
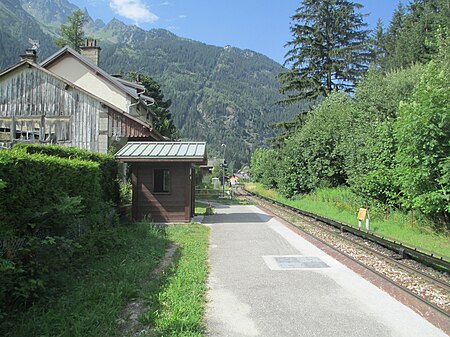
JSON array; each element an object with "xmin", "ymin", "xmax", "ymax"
[
  {"xmin": 54, "ymin": 9, "xmax": 87, "ymax": 52},
  {"xmin": 372, "ymin": 19, "xmax": 386, "ymax": 67},
  {"xmin": 279, "ymin": 0, "xmax": 371, "ymax": 103},
  {"xmin": 127, "ymin": 72, "xmax": 178, "ymax": 139},
  {"xmin": 383, "ymin": 0, "xmax": 449, "ymax": 70}
]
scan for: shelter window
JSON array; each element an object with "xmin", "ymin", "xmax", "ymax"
[{"xmin": 154, "ymin": 169, "xmax": 170, "ymax": 193}]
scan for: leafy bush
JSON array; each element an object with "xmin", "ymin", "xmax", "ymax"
[
  {"xmin": 13, "ymin": 144, "xmax": 120, "ymax": 205},
  {"xmin": 343, "ymin": 64, "xmax": 424, "ymax": 206},
  {"xmin": 395, "ymin": 59, "xmax": 450, "ymax": 227},
  {"xmin": 0, "ymin": 146, "xmax": 119, "ymax": 314},
  {"xmin": 0, "ymin": 150, "xmax": 101, "ymax": 236},
  {"xmin": 249, "ymin": 148, "xmax": 279, "ymax": 188},
  {"xmin": 276, "ymin": 92, "xmax": 352, "ymax": 197}
]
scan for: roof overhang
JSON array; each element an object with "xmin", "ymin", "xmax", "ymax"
[{"xmin": 115, "ymin": 141, "xmax": 207, "ymax": 164}]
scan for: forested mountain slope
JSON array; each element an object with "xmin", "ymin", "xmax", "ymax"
[{"xmin": 0, "ymin": 0, "xmax": 300, "ymax": 167}]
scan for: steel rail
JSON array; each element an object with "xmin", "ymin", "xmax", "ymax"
[
  {"xmin": 242, "ymin": 190, "xmax": 450, "ymax": 319},
  {"xmin": 246, "ymin": 191, "xmax": 450, "ymax": 292},
  {"xmin": 243, "ymin": 190, "xmax": 450, "ymax": 292},
  {"xmin": 243, "ymin": 189, "xmax": 450, "ymax": 273}
]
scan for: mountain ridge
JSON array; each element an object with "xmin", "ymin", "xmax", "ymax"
[{"xmin": 0, "ymin": 0, "xmax": 300, "ymax": 167}]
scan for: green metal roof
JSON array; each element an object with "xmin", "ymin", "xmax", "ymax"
[{"xmin": 115, "ymin": 141, "xmax": 207, "ymax": 163}]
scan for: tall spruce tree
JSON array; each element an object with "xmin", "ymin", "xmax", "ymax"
[
  {"xmin": 371, "ymin": 19, "xmax": 386, "ymax": 67},
  {"xmin": 54, "ymin": 9, "xmax": 87, "ymax": 52},
  {"xmin": 382, "ymin": 0, "xmax": 450, "ymax": 70},
  {"xmin": 279, "ymin": 0, "xmax": 371, "ymax": 103}
]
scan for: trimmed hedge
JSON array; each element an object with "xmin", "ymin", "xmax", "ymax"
[
  {"xmin": 13, "ymin": 143, "xmax": 120, "ymax": 205},
  {"xmin": 0, "ymin": 145, "xmax": 121, "ymax": 314},
  {"xmin": 0, "ymin": 150, "xmax": 102, "ymax": 236}
]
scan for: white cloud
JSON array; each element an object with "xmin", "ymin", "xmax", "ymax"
[
  {"xmin": 160, "ymin": 1, "xmax": 170, "ymax": 5},
  {"xmin": 178, "ymin": 15, "xmax": 187, "ymax": 19},
  {"xmin": 109, "ymin": 0, "xmax": 158, "ymax": 24}
]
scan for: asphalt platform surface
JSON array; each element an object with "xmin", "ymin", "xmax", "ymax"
[{"xmin": 203, "ymin": 203, "xmax": 448, "ymax": 337}]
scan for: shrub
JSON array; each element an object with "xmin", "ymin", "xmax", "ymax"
[
  {"xmin": 0, "ymin": 148, "xmax": 115, "ymax": 312},
  {"xmin": 395, "ymin": 60, "xmax": 450, "ymax": 227},
  {"xmin": 277, "ymin": 92, "xmax": 352, "ymax": 197},
  {"xmin": 0, "ymin": 150, "xmax": 102, "ymax": 236},
  {"xmin": 250, "ymin": 148, "xmax": 279, "ymax": 188},
  {"xmin": 13, "ymin": 144, "xmax": 120, "ymax": 205}
]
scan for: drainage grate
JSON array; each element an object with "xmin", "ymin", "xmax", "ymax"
[{"xmin": 263, "ymin": 255, "xmax": 330, "ymax": 270}]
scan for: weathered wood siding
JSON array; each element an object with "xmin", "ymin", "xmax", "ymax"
[
  {"xmin": 109, "ymin": 108, "xmax": 151, "ymax": 138},
  {"xmin": 0, "ymin": 65, "xmax": 100, "ymax": 151},
  {"xmin": 132, "ymin": 162, "xmax": 193, "ymax": 223},
  {"xmin": 0, "ymin": 64, "xmax": 152, "ymax": 152}
]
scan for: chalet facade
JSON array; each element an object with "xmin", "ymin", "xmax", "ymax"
[{"xmin": 0, "ymin": 42, "xmax": 163, "ymax": 152}]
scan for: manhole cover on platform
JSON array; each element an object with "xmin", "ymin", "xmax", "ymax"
[{"xmin": 263, "ymin": 255, "xmax": 330, "ymax": 270}]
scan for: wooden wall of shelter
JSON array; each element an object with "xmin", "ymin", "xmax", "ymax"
[
  {"xmin": 0, "ymin": 62, "xmax": 152, "ymax": 152},
  {"xmin": 131, "ymin": 162, "xmax": 196, "ymax": 223}
]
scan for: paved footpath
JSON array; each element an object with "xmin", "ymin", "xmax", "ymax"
[{"xmin": 204, "ymin": 204, "xmax": 448, "ymax": 337}]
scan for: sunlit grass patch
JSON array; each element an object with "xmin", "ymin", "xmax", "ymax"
[
  {"xmin": 141, "ymin": 224, "xmax": 209, "ymax": 336},
  {"xmin": 245, "ymin": 183, "xmax": 450, "ymax": 256},
  {"xmin": 195, "ymin": 201, "xmax": 210, "ymax": 215}
]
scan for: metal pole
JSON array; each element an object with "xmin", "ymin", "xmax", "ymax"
[
  {"xmin": 221, "ymin": 144, "xmax": 226, "ymax": 197},
  {"xmin": 222, "ymin": 164, "xmax": 225, "ymax": 197}
]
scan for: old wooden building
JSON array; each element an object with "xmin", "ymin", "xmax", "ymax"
[
  {"xmin": 115, "ymin": 142, "xmax": 207, "ymax": 223},
  {"xmin": 0, "ymin": 43, "xmax": 163, "ymax": 152}
]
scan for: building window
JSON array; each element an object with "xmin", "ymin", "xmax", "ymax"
[
  {"xmin": 0, "ymin": 118, "xmax": 12, "ymax": 142},
  {"xmin": 44, "ymin": 117, "xmax": 71, "ymax": 142},
  {"xmin": 14, "ymin": 118, "xmax": 41, "ymax": 140},
  {"xmin": 154, "ymin": 169, "xmax": 170, "ymax": 193}
]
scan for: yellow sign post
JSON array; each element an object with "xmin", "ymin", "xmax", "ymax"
[
  {"xmin": 357, "ymin": 208, "xmax": 369, "ymax": 230},
  {"xmin": 357, "ymin": 208, "xmax": 367, "ymax": 221}
]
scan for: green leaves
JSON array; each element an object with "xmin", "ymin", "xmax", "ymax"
[
  {"xmin": 54, "ymin": 9, "xmax": 87, "ymax": 52},
  {"xmin": 394, "ymin": 60, "xmax": 450, "ymax": 222},
  {"xmin": 250, "ymin": 148, "xmax": 278, "ymax": 189},
  {"xmin": 276, "ymin": 92, "xmax": 352, "ymax": 197},
  {"xmin": 126, "ymin": 72, "xmax": 178, "ymax": 139},
  {"xmin": 0, "ymin": 144, "xmax": 122, "ymax": 314}
]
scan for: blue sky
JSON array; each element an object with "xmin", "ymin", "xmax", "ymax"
[{"xmin": 71, "ymin": 0, "xmax": 408, "ymax": 64}]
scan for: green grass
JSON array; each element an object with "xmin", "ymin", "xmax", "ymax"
[
  {"xmin": 195, "ymin": 201, "xmax": 210, "ymax": 215},
  {"xmin": 246, "ymin": 183, "xmax": 450, "ymax": 257},
  {"xmin": 197, "ymin": 189, "xmax": 252, "ymax": 206},
  {"xmin": 2, "ymin": 223, "xmax": 210, "ymax": 337},
  {"xmin": 2, "ymin": 223, "xmax": 169, "ymax": 337},
  {"xmin": 141, "ymin": 224, "xmax": 210, "ymax": 336}
]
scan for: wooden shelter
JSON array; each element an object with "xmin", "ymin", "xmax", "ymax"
[{"xmin": 115, "ymin": 141, "xmax": 207, "ymax": 223}]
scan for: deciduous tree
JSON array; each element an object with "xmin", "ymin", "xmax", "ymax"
[{"xmin": 394, "ymin": 39, "xmax": 450, "ymax": 226}]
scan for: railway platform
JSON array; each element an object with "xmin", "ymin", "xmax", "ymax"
[{"xmin": 203, "ymin": 203, "xmax": 448, "ymax": 337}]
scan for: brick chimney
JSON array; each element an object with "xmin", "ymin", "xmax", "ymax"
[
  {"xmin": 80, "ymin": 39, "xmax": 101, "ymax": 66},
  {"xmin": 20, "ymin": 48, "xmax": 37, "ymax": 63}
]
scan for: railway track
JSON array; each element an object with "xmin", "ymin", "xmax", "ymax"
[{"xmin": 239, "ymin": 189, "xmax": 450, "ymax": 319}]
